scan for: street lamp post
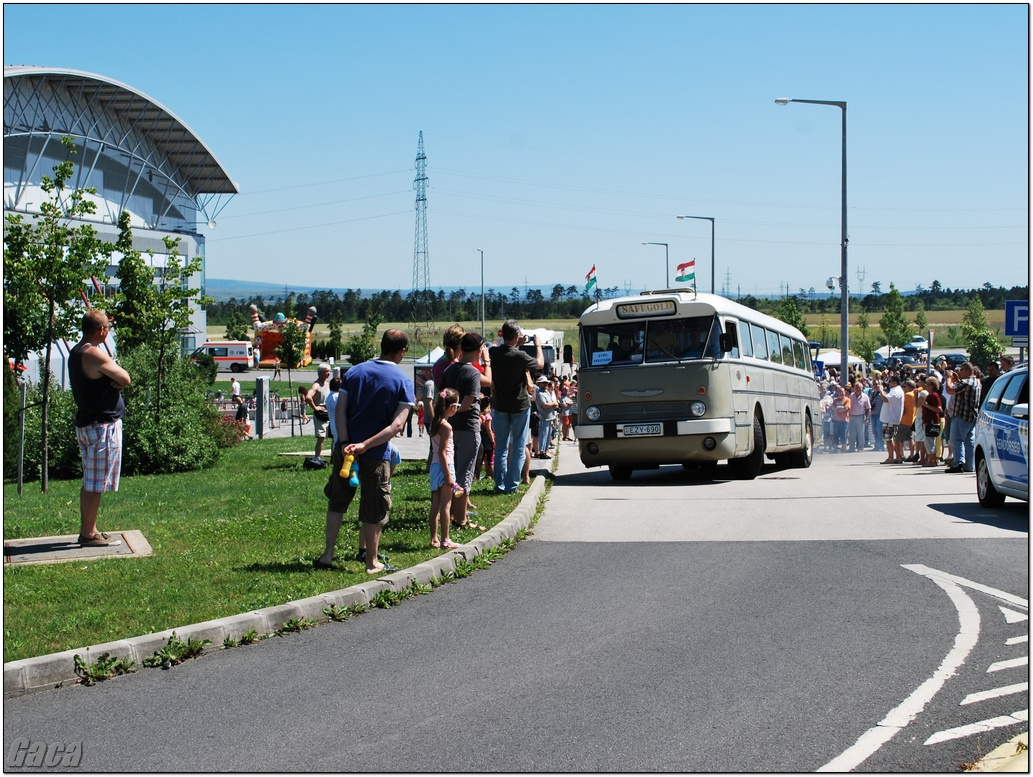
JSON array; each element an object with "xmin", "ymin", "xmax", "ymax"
[
  {"xmin": 641, "ymin": 242, "xmax": 669, "ymax": 288},
  {"xmin": 477, "ymin": 249, "xmax": 485, "ymax": 338},
  {"xmin": 675, "ymin": 215, "xmax": 715, "ymax": 294},
  {"xmin": 775, "ymin": 97, "xmax": 848, "ymax": 388}
]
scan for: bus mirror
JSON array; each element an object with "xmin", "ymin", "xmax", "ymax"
[{"xmin": 719, "ymin": 333, "xmax": 735, "ymax": 353}]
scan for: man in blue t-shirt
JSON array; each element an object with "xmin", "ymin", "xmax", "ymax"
[{"xmin": 315, "ymin": 330, "xmax": 414, "ymax": 573}]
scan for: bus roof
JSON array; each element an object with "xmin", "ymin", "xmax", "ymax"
[{"xmin": 579, "ymin": 290, "xmax": 808, "ymax": 341}]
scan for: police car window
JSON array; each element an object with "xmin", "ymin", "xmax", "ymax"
[
  {"xmin": 982, "ymin": 375, "xmax": 1009, "ymax": 412},
  {"xmin": 998, "ymin": 373, "xmax": 1028, "ymax": 413}
]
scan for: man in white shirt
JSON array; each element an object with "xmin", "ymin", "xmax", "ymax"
[{"xmin": 879, "ymin": 375, "xmax": 906, "ymax": 463}]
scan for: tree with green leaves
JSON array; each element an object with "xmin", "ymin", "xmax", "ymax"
[
  {"xmin": 774, "ymin": 294, "xmax": 809, "ymax": 338},
  {"xmin": 224, "ymin": 310, "xmax": 250, "ymax": 341},
  {"xmin": 961, "ymin": 296, "xmax": 1003, "ymax": 369},
  {"xmin": 113, "ymin": 228, "xmax": 209, "ymax": 425},
  {"xmin": 344, "ymin": 304, "xmax": 382, "ymax": 366},
  {"xmin": 275, "ymin": 319, "xmax": 308, "ymax": 435},
  {"xmin": 913, "ymin": 300, "xmax": 929, "ymax": 333},
  {"xmin": 3, "ymin": 137, "xmax": 114, "ymax": 491},
  {"xmin": 853, "ymin": 309, "xmax": 877, "ymax": 364},
  {"xmin": 878, "ymin": 284, "xmax": 914, "ymax": 352},
  {"xmin": 326, "ymin": 313, "xmax": 344, "ymax": 362}
]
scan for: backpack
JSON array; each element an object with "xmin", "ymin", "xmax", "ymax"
[{"xmin": 303, "ymin": 456, "xmax": 328, "ymax": 470}]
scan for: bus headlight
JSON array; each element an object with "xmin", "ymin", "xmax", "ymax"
[
  {"xmin": 586, "ymin": 406, "xmax": 601, "ymax": 421},
  {"xmin": 689, "ymin": 401, "xmax": 706, "ymax": 417}
]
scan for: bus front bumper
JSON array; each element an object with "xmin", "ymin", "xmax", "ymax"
[{"xmin": 577, "ymin": 418, "xmax": 737, "ymax": 466}]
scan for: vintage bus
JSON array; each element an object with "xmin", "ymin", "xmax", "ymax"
[{"xmin": 576, "ymin": 290, "xmax": 820, "ymax": 480}]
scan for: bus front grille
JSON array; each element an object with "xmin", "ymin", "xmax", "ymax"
[{"xmin": 596, "ymin": 401, "xmax": 693, "ymax": 422}]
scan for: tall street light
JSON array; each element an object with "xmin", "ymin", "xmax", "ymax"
[
  {"xmin": 641, "ymin": 242, "xmax": 669, "ymax": 288},
  {"xmin": 775, "ymin": 96, "xmax": 848, "ymax": 387},
  {"xmin": 676, "ymin": 215, "xmax": 715, "ymax": 294},
  {"xmin": 477, "ymin": 248, "xmax": 485, "ymax": 337}
]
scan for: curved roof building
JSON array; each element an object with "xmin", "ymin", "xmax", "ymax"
[{"xmin": 4, "ymin": 66, "xmax": 238, "ymax": 356}]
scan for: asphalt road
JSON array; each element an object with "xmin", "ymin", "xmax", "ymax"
[{"xmin": 3, "ymin": 441, "xmax": 1027, "ymax": 772}]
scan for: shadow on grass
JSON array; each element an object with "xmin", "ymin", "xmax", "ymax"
[{"xmin": 241, "ymin": 559, "xmax": 323, "ymax": 574}]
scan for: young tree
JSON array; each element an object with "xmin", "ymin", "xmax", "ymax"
[
  {"xmin": 853, "ymin": 310, "xmax": 878, "ymax": 364},
  {"xmin": 961, "ymin": 296, "xmax": 1003, "ymax": 368},
  {"xmin": 113, "ymin": 228, "xmax": 209, "ymax": 424},
  {"xmin": 225, "ymin": 310, "xmax": 250, "ymax": 341},
  {"xmin": 326, "ymin": 313, "xmax": 344, "ymax": 362},
  {"xmin": 3, "ymin": 137, "xmax": 113, "ymax": 491},
  {"xmin": 878, "ymin": 284, "xmax": 914, "ymax": 352},
  {"xmin": 913, "ymin": 300, "xmax": 929, "ymax": 333},
  {"xmin": 344, "ymin": 304, "xmax": 382, "ymax": 366},
  {"xmin": 275, "ymin": 318, "xmax": 308, "ymax": 436},
  {"xmin": 774, "ymin": 294, "xmax": 809, "ymax": 338}
]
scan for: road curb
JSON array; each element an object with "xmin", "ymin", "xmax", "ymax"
[
  {"xmin": 965, "ymin": 731, "xmax": 1029, "ymax": 772},
  {"xmin": 3, "ymin": 475, "xmax": 547, "ymax": 699}
]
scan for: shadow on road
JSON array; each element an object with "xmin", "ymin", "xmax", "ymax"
[{"xmin": 926, "ymin": 501, "xmax": 1029, "ymax": 534}]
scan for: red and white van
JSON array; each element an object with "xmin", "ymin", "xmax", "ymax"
[{"xmin": 191, "ymin": 341, "xmax": 254, "ymax": 372}]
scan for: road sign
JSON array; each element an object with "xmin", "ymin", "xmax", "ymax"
[{"xmin": 1004, "ymin": 300, "xmax": 1028, "ymax": 337}]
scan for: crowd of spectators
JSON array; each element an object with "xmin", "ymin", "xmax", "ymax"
[{"xmin": 815, "ymin": 353, "xmax": 1017, "ymax": 473}]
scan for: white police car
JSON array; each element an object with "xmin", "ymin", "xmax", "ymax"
[{"xmin": 973, "ymin": 364, "xmax": 1028, "ymax": 507}]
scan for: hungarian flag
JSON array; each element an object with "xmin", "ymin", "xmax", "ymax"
[
  {"xmin": 585, "ymin": 264, "xmax": 597, "ymax": 292},
  {"xmin": 676, "ymin": 259, "xmax": 695, "ymax": 284}
]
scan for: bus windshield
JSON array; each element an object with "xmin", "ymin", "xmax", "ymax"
[{"xmin": 581, "ymin": 315, "xmax": 721, "ymax": 367}]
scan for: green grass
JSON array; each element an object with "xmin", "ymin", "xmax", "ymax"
[{"xmin": 3, "ymin": 437, "xmax": 526, "ymax": 663}]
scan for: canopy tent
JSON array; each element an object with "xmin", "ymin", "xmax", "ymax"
[
  {"xmin": 815, "ymin": 351, "xmax": 869, "ymax": 377},
  {"xmin": 413, "ymin": 347, "xmax": 444, "ymax": 365}
]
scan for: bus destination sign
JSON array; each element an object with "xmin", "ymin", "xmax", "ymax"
[{"xmin": 615, "ymin": 300, "xmax": 677, "ymax": 320}]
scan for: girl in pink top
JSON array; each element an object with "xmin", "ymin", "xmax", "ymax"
[{"xmin": 429, "ymin": 388, "xmax": 461, "ymax": 549}]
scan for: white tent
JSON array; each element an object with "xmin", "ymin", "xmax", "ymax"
[
  {"xmin": 815, "ymin": 350, "xmax": 869, "ymax": 376},
  {"xmin": 413, "ymin": 346, "xmax": 444, "ymax": 365}
]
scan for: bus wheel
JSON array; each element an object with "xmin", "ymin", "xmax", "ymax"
[
  {"xmin": 230, "ymin": 364, "xmax": 241, "ymax": 373},
  {"xmin": 609, "ymin": 464, "xmax": 633, "ymax": 481},
  {"xmin": 729, "ymin": 416, "xmax": 764, "ymax": 480},
  {"xmin": 789, "ymin": 416, "xmax": 814, "ymax": 468}
]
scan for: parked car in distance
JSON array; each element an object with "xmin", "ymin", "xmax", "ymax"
[
  {"xmin": 888, "ymin": 353, "xmax": 919, "ymax": 367},
  {"xmin": 904, "ymin": 336, "xmax": 929, "ymax": 353},
  {"xmin": 973, "ymin": 365, "xmax": 1028, "ymax": 507},
  {"xmin": 939, "ymin": 353, "xmax": 969, "ymax": 369}
]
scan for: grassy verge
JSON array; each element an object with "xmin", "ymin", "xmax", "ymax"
[{"xmin": 3, "ymin": 437, "xmax": 525, "ymax": 663}]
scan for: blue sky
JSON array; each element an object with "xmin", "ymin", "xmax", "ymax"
[{"xmin": 4, "ymin": 3, "xmax": 1029, "ymax": 298}]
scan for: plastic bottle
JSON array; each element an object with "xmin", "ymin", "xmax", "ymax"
[
  {"xmin": 340, "ymin": 452, "xmax": 355, "ymax": 478},
  {"xmin": 348, "ymin": 459, "xmax": 359, "ymax": 488}
]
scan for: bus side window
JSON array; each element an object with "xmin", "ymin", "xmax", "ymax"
[
  {"xmin": 767, "ymin": 330, "xmax": 782, "ymax": 365},
  {"xmin": 751, "ymin": 323, "xmax": 768, "ymax": 360},
  {"xmin": 738, "ymin": 322, "xmax": 753, "ymax": 358},
  {"xmin": 779, "ymin": 334, "xmax": 794, "ymax": 367},
  {"xmin": 792, "ymin": 340, "xmax": 806, "ymax": 371},
  {"xmin": 723, "ymin": 320, "xmax": 739, "ymax": 358}
]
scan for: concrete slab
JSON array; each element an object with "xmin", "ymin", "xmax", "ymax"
[{"xmin": 4, "ymin": 530, "xmax": 153, "ymax": 567}]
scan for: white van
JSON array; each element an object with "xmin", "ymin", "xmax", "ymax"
[{"xmin": 191, "ymin": 341, "xmax": 254, "ymax": 373}]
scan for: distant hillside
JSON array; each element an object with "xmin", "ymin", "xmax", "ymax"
[
  {"xmin": 205, "ymin": 278, "xmax": 566, "ymax": 303},
  {"xmin": 204, "ymin": 278, "xmax": 364, "ymax": 302}
]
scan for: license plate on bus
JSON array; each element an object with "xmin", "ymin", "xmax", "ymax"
[{"xmin": 622, "ymin": 423, "xmax": 662, "ymax": 437}]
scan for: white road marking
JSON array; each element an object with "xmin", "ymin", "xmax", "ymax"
[
  {"xmin": 1000, "ymin": 606, "xmax": 1029, "ymax": 623},
  {"xmin": 988, "ymin": 656, "xmax": 1029, "ymax": 673},
  {"xmin": 1006, "ymin": 634, "xmax": 1028, "ymax": 645},
  {"xmin": 923, "ymin": 709, "xmax": 1029, "ymax": 746},
  {"xmin": 818, "ymin": 565, "xmax": 980, "ymax": 772},
  {"xmin": 903, "ymin": 566, "xmax": 1029, "ymax": 609},
  {"xmin": 962, "ymin": 682, "xmax": 1029, "ymax": 705}
]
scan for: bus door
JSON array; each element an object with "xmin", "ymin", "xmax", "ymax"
[{"xmin": 725, "ymin": 319, "xmax": 750, "ymax": 449}]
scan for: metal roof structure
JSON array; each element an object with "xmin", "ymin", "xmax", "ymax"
[{"xmin": 4, "ymin": 66, "xmax": 237, "ymax": 225}]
